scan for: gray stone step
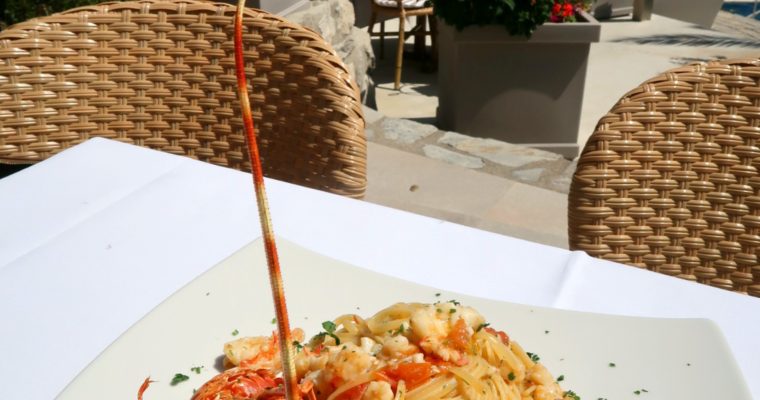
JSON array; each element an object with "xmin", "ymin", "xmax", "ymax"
[{"xmin": 363, "ymin": 106, "xmax": 577, "ymax": 195}]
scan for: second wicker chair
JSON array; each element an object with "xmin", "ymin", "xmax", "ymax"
[{"xmin": 569, "ymin": 57, "xmax": 760, "ymax": 297}]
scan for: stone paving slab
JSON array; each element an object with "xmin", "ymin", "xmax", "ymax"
[
  {"xmin": 364, "ymin": 142, "xmax": 569, "ymax": 248},
  {"xmin": 422, "ymin": 145, "xmax": 485, "ymax": 169},
  {"xmin": 438, "ymin": 132, "xmax": 563, "ymax": 168}
]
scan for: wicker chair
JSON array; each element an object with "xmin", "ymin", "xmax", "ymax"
[
  {"xmin": 0, "ymin": 0, "xmax": 367, "ymax": 198},
  {"xmin": 367, "ymin": 0, "xmax": 436, "ymax": 90},
  {"xmin": 569, "ymin": 57, "xmax": 760, "ymax": 297}
]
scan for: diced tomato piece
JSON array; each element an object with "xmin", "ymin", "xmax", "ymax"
[
  {"xmin": 484, "ymin": 327, "xmax": 510, "ymax": 345},
  {"xmin": 336, "ymin": 383, "xmax": 368, "ymax": 400},
  {"xmin": 447, "ymin": 318, "xmax": 471, "ymax": 351},
  {"xmin": 385, "ymin": 363, "xmax": 433, "ymax": 390}
]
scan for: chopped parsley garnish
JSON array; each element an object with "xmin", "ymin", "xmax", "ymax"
[
  {"xmin": 545, "ymin": 330, "xmax": 550, "ymax": 334},
  {"xmin": 313, "ymin": 321, "xmax": 341, "ymax": 345},
  {"xmin": 271, "ymin": 318, "xmax": 277, "ymax": 324},
  {"xmin": 293, "ymin": 341, "xmax": 304, "ymax": 352},
  {"xmin": 231, "ymin": 329, "xmax": 239, "ymax": 336},
  {"xmin": 323, "ymin": 321, "xmax": 336, "ymax": 332},
  {"xmin": 436, "ymin": 308, "xmax": 442, "ymax": 313},
  {"xmin": 171, "ymin": 373, "xmax": 190, "ymax": 385},
  {"xmin": 634, "ymin": 390, "xmax": 641, "ymax": 395},
  {"xmin": 190, "ymin": 366, "xmax": 203, "ymax": 374},
  {"xmin": 507, "ymin": 372, "xmax": 516, "ymax": 381},
  {"xmin": 392, "ymin": 324, "xmax": 406, "ymax": 336},
  {"xmin": 476, "ymin": 322, "xmax": 491, "ymax": 332},
  {"xmin": 449, "ymin": 309, "xmax": 456, "ymax": 314},
  {"xmin": 642, "ymin": 389, "xmax": 648, "ymax": 393},
  {"xmin": 564, "ymin": 390, "xmax": 581, "ymax": 400},
  {"xmin": 449, "ymin": 299, "xmax": 461, "ymax": 306},
  {"xmin": 608, "ymin": 362, "xmax": 616, "ymax": 367},
  {"xmin": 526, "ymin": 352, "xmax": 540, "ymax": 362},
  {"xmin": 557, "ymin": 375, "xmax": 565, "ymax": 382}
]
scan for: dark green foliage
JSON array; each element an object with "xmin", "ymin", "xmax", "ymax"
[
  {"xmin": 431, "ymin": 0, "xmax": 554, "ymax": 38},
  {"xmin": 1, "ymin": 0, "xmax": 106, "ymax": 29}
]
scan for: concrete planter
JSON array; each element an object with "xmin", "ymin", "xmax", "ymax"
[
  {"xmin": 592, "ymin": 0, "xmax": 633, "ymax": 19},
  {"xmin": 436, "ymin": 11, "xmax": 600, "ymax": 158},
  {"xmin": 653, "ymin": 0, "xmax": 724, "ymax": 28}
]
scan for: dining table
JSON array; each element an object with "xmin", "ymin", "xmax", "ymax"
[{"xmin": 1, "ymin": 137, "xmax": 759, "ymax": 399}]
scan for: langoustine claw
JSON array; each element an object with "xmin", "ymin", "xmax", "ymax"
[
  {"xmin": 192, "ymin": 368, "xmax": 316, "ymax": 400},
  {"xmin": 137, "ymin": 377, "xmax": 153, "ymax": 400}
]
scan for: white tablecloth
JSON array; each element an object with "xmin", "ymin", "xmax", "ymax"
[{"xmin": 1, "ymin": 138, "xmax": 759, "ymax": 398}]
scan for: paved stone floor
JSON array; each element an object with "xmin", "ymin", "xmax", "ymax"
[
  {"xmin": 358, "ymin": 11, "xmax": 760, "ymax": 249},
  {"xmin": 364, "ymin": 11, "xmax": 760, "ymax": 195}
]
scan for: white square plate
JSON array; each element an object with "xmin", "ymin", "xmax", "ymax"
[{"xmin": 58, "ymin": 239, "xmax": 751, "ymax": 400}]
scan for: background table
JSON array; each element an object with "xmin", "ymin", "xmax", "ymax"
[{"xmin": 1, "ymin": 138, "xmax": 759, "ymax": 398}]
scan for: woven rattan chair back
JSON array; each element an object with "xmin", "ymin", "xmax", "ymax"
[
  {"xmin": 0, "ymin": 0, "xmax": 367, "ymax": 198},
  {"xmin": 569, "ymin": 57, "xmax": 760, "ymax": 297}
]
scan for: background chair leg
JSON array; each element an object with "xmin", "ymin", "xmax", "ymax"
[
  {"xmin": 414, "ymin": 15, "xmax": 426, "ymax": 57},
  {"xmin": 369, "ymin": 10, "xmax": 376, "ymax": 36},
  {"xmin": 369, "ymin": 10, "xmax": 381, "ymax": 59},
  {"xmin": 380, "ymin": 20, "xmax": 385, "ymax": 59},
  {"xmin": 394, "ymin": 15, "xmax": 405, "ymax": 90},
  {"xmin": 429, "ymin": 14, "xmax": 438, "ymax": 63}
]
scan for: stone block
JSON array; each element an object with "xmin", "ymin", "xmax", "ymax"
[
  {"xmin": 439, "ymin": 131, "xmax": 563, "ymax": 168},
  {"xmin": 423, "ymin": 145, "xmax": 484, "ymax": 169},
  {"xmin": 380, "ymin": 118, "xmax": 438, "ymax": 144}
]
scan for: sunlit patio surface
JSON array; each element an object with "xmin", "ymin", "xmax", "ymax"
[{"xmin": 357, "ymin": 9, "xmax": 760, "ymax": 249}]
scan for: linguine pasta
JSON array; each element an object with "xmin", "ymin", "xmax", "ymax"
[{"xmin": 216, "ymin": 302, "xmax": 576, "ymax": 400}]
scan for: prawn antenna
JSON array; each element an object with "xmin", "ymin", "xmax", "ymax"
[{"xmin": 233, "ymin": 3, "xmax": 300, "ymax": 400}]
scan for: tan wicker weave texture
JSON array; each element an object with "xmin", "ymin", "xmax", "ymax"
[
  {"xmin": 569, "ymin": 57, "xmax": 760, "ymax": 297},
  {"xmin": 0, "ymin": 0, "xmax": 367, "ymax": 198}
]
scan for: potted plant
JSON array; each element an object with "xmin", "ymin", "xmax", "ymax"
[{"xmin": 433, "ymin": 0, "xmax": 600, "ymax": 158}]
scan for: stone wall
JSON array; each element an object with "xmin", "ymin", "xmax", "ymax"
[{"xmin": 285, "ymin": 0, "xmax": 374, "ymax": 97}]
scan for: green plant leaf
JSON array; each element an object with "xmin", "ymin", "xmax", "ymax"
[{"xmin": 431, "ymin": 0, "xmax": 556, "ymax": 38}]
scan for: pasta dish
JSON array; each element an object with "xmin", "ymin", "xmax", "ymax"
[{"xmin": 192, "ymin": 302, "xmax": 576, "ymax": 400}]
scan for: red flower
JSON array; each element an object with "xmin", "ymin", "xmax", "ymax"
[
  {"xmin": 552, "ymin": 2, "xmax": 562, "ymax": 15},
  {"xmin": 562, "ymin": 2, "xmax": 574, "ymax": 17}
]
